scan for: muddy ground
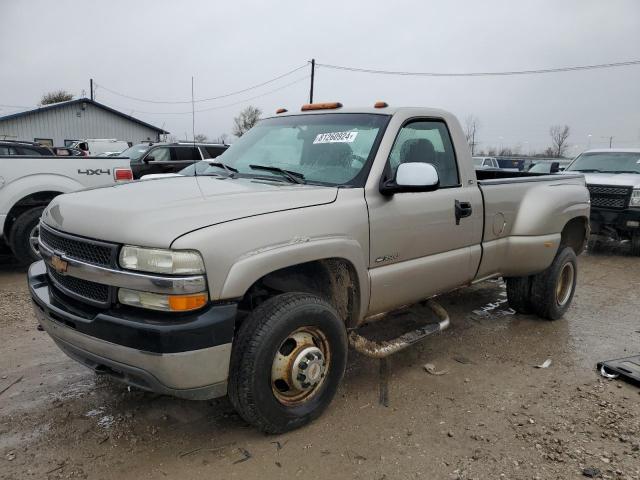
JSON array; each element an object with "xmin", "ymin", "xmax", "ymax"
[{"xmin": 1, "ymin": 249, "xmax": 639, "ymax": 480}]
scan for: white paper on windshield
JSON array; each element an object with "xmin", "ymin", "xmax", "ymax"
[{"xmin": 313, "ymin": 131, "xmax": 358, "ymax": 144}]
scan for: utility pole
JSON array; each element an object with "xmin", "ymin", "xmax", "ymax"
[
  {"xmin": 309, "ymin": 59, "xmax": 315, "ymax": 103},
  {"xmin": 89, "ymin": 78, "xmax": 94, "ymax": 101},
  {"xmin": 609, "ymin": 136, "xmax": 613, "ymax": 148}
]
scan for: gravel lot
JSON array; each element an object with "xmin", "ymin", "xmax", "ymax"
[{"xmin": 1, "ymin": 249, "xmax": 639, "ymax": 480}]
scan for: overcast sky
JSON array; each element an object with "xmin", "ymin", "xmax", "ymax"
[{"xmin": 2, "ymin": 0, "xmax": 639, "ymax": 154}]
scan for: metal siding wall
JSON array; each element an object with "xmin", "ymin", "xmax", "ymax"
[{"xmin": 0, "ymin": 103, "xmax": 161, "ymax": 145}]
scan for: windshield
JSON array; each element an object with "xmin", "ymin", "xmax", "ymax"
[
  {"xmin": 566, "ymin": 152, "xmax": 640, "ymax": 174},
  {"xmin": 199, "ymin": 113, "xmax": 390, "ymax": 186},
  {"xmin": 179, "ymin": 161, "xmax": 214, "ymax": 176},
  {"xmin": 119, "ymin": 144, "xmax": 151, "ymax": 161},
  {"xmin": 472, "ymin": 157, "xmax": 484, "ymax": 166}
]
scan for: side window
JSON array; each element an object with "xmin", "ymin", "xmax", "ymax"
[
  {"xmin": 173, "ymin": 146, "xmax": 201, "ymax": 161},
  {"xmin": 388, "ymin": 120, "xmax": 459, "ymax": 187},
  {"xmin": 0, "ymin": 146, "xmax": 16, "ymax": 155},
  {"xmin": 148, "ymin": 147, "xmax": 171, "ymax": 162},
  {"xmin": 19, "ymin": 147, "xmax": 47, "ymax": 156},
  {"xmin": 202, "ymin": 146, "xmax": 226, "ymax": 159}
]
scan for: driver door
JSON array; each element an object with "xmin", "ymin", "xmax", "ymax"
[{"xmin": 366, "ymin": 119, "xmax": 482, "ymax": 315}]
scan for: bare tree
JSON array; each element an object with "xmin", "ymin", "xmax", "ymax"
[
  {"xmin": 232, "ymin": 106, "xmax": 262, "ymax": 137},
  {"xmin": 464, "ymin": 115, "xmax": 480, "ymax": 155},
  {"xmin": 499, "ymin": 147, "xmax": 513, "ymax": 156},
  {"xmin": 213, "ymin": 133, "xmax": 230, "ymax": 144},
  {"xmin": 486, "ymin": 147, "xmax": 497, "ymax": 156},
  {"xmin": 194, "ymin": 133, "xmax": 208, "ymax": 143},
  {"xmin": 549, "ymin": 125, "xmax": 571, "ymax": 158},
  {"xmin": 40, "ymin": 90, "xmax": 73, "ymax": 105}
]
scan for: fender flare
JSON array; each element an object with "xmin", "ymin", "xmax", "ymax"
[{"xmin": 219, "ymin": 236, "xmax": 370, "ymax": 323}]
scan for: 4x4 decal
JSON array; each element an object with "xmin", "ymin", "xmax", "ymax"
[{"xmin": 78, "ymin": 169, "xmax": 111, "ymax": 176}]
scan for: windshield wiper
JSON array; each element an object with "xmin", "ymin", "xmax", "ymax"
[
  {"xmin": 208, "ymin": 161, "xmax": 238, "ymax": 176},
  {"xmin": 601, "ymin": 170, "xmax": 640, "ymax": 174},
  {"xmin": 572, "ymin": 169, "xmax": 603, "ymax": 173},
  {"xmin": 249, "ymin": 164, "xmax": 305, "ymax": 184}
]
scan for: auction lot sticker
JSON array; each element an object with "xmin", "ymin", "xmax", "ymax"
[{"xmin": 313, "ymin": 131, "xmax": 358, "ymax": 144}]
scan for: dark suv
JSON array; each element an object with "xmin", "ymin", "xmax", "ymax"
[
  {"xmin": 119, "ymin": 142, "xmax": 229, "ymax": 179},
  {"xmin": 0, "ymin": 140, "xmax": 54, "ymax": 156}
]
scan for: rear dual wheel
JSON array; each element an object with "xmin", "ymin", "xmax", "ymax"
[
  {"xmin": 506, "ymin": 246, "xmax": 577, "ymax": 320},
  {"xmin": 228, "ymin": 293, "xmax": 347, "ymax": 433}
]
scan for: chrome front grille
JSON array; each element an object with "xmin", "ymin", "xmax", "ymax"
[
  {"xmin": 587, "ymin": 184, "xmax": 632, "ymax": 210},
  {"xmin": 39, "ymin": 224, "xmax": 119, "ymax": 308},
  {"xmin": 39, "ymin": 224, "xmax": 117, "ymax": 267}
]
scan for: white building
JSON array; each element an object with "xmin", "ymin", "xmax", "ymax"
[{"xmin": 0, "ymin": 98, "xmax": 168, "ymax": 147}]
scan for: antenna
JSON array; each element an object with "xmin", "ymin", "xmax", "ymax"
[{"xmin": 192, "ymin": 76, "xmax": 197, "ymax": 177}]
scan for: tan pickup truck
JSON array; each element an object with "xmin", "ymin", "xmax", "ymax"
[{"xmin": 28, "ymin": 104, "xmax": 590, "ymax": 433}]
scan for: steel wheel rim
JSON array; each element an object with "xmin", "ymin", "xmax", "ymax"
[
  {"xmin": 28, "ymin": 224, "xmax": 40, "ymax": 258},
  {"xmin": 556, "ymin": 262, "xmax": 574, "ymax": 306},
  {"xmin": 271, "ymin": 326, "xmax": 330, "ymax": 406}
]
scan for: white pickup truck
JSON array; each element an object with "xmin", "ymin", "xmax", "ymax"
[{"xmin": 0, "ymin": 155, "xmax": 133, "ymax": 264}]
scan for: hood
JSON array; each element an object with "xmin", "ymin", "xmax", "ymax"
[
  {"xmin": 581, "ymin": 172, "xmax": 640, "ymax": 188},
  {"xmin": 43, "ymin": 176, "xmax": 338, "ymax": 247}
]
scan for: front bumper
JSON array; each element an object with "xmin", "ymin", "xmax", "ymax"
[
  {"xmin": 590, "ymin": 207, "xmax": 640, "ymax": 237},
  {"xmin": 28, "ymin": 261, "xmax": 237, "ymax": 400}
]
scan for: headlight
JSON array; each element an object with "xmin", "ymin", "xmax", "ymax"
[
  {"xmin": 118, "ymin": 288, "xmax": 208, "ymax": 312},
  {"xmin": 630, "ymin": 189, "xmax": 640, "ymax": 208},
  {"xmin": 119, "ymin": 246, "xmax": 205, "ymax": 275}
]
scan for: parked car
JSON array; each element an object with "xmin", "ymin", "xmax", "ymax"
[
  {"xmin": 119, "ymin": 142, "xmax": 228, "ymax": 179},
  {"xmin": 29, "ymin": 104, "xmax": 589, "ymax": 433},
  {"xmin": 528, "ymin": 161, "xmax": 564, "ymax": 174},
  {"xmin": 0, "ymin": 140, "xmax": 53, "ymax": 156},
  {"xmin": 52, "ymin": 146, "xmax": 84, "ymax": 156},
  {"xmin": 68, "ymin": 139, "xmax": 129, "ymax": 156},
  {"xmin": 0, "ymin": 154, "xmax": 133, "ymax": 264},
  {"xmin": 472, "ymin": 156, "xmax": 499, "ymax": 169},
  {"xmin": 564, "ymin": 148, "xmax": 640, "ymax": 254}
]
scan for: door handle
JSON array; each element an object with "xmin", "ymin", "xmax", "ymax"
[{"xmin": 454, "ymin": 200, "xmax": 473, "ymax": 225}]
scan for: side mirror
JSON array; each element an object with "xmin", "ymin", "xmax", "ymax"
[
  {"xmin": 380, "ymin": 162, "xmax": 440, "ymax": 195},
  {"xmin": 144, "ymin": 155, "xmax": 155, "ymax": 163},
  {"xmin": 550, "ymin": 162, "xmax": 560, "ymax": 173}
]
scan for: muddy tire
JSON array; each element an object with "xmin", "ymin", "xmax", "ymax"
[
  {"xmin": 631, "ymin": 233, "xmax": 640, "ymax": 257},
  {"xmin": 228, "ymin": 292, "xmax": 347, "ymax": 434},
  {"xmin": 530, "ymin": 247, "xmax": 577, "ymax": 321},
  {"xmin": 9, "ymin": 207, "xmax": 44, "ymax": 266},
  {"xmin": 505, "ymin": 276, "xmax": 532, "ymax": 314}
]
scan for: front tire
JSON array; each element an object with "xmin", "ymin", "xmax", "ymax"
[
  {"xmin": 228, "ymin": 293, "xmax": 347, "ymax": 433},
  {"xmin": 9, "ymin": 207, "xmax": 44, "ymax": 266},
  {"xmin": 530, "ymin": 247, "xmax": 578, "ymax": 320}
]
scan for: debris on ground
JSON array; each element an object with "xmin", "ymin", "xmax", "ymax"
[
  {"xmin": 534, "ymin": 359, "xmax": 552, "ymax": 369},
  {"xmin": 582, "ymin": 466, "xmax": 601, "ymax": 478},
  {"xmin": 424, "ymin": 363, "xmax": 449, "ymax": 375},
  {"xmin": 597, "ymin": 355, "xmax": 640, "ymax": 386}
]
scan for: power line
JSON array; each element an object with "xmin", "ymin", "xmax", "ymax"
[
  {"xmin": 95, "ymin": 64, "xmax": 308, "ymax": 104},
  {"xmin": 316, "ymin": 59, "xmax": 640, "ymax": 77},
  {"xmin": 127, "ymin": 75, "xmax": 309, "ymax": 115}
]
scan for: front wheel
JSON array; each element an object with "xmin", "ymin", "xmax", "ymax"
[
  {"xmin": 228, "ymin": 293, "xmax": 347, "ymax": 433},
  {"xmin": 530, "ymin": 247, "xmax": 578, "ymax": 320},
  {"xmin": 9, "ymin": 207, "xmax": 44, "ymax": 266}
]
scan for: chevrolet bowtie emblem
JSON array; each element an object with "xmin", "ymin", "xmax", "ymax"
[{"xmin": 51, "ymin": 255, "xmax": 68, "ymax": 274}]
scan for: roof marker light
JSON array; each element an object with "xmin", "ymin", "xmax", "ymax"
[
  {"xmin": 276, "ymin": 108, "xmax": 288, "ymax": 114},
  {"xmin": 301, "ymin": 102, "xmax": 343, "ymax": 111},
  {"xmin": 374, "ymin": 101, "xmax": 388, "ymax": 108}
]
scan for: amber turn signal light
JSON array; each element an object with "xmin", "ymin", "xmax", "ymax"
[{"xmin": 168, "ymin": 293, "xmax": 209, "ymax": 312}]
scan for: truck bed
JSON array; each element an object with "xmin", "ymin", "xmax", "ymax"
[{"xmin": 474, "ymin": 170, "xmax": 589, "ymax": 279}]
